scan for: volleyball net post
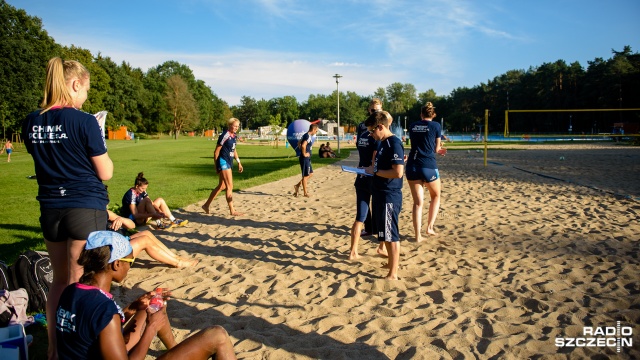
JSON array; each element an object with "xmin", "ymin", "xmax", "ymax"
[{"xmin": 484, "ymin": 109, "xmax": 488, "ymax": 167}]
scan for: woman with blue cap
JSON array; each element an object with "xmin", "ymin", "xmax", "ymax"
[{"xmin": 55, "ymin": 231, "xmax": 236, "ymax": 360}]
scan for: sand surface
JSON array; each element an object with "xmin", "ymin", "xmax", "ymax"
[{"xmin": 112, "ymin": 143, "xmax": 640, "ymax": 359}]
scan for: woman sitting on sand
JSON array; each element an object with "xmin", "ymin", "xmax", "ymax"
[
  {"xmin": 55, "ymin": 231, "xmax": 236, "ymax": 359},
  {"xmin": 406, "ymin": 102, "xmax": 447, "ymax": 242},
  {"xmin": 121, "ymin": 172, "xmax": 188, "ymax": 229},
  {"xmin": 202, "ymin": 118, "xmax": 244, "ymax": 216},
  {"xmin": 107, "ymin": 210, "xmax": 198, "ymax": 268}
]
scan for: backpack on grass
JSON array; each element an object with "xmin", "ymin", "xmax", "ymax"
[
  {"xmin": 10, "ymin": 250, "xmax": 53, "ymax": 312},
  {"xmin": 0, "ymin": 260, "xmax": 14, "ymax": 291}
]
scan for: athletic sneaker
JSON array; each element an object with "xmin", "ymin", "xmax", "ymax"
[
  {"xmin": 173, "ymin": 219, "xmax": 189, "ymax": 227},
  {"xmin": 360, "ymin": 230, "xmax": 372, "ymax": 237},
  {"xmin": 156, "ymin": 220, "xmax": 174, "ymax": 230}
]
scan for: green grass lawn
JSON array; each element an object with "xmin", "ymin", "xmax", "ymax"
[{"xmin": 0, "ymin": 137, "xmax": 342, "ymax": 263}]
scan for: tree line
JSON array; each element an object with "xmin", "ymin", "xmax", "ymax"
[{"xmin": 2, "ymin": 0, "xmax": 639, "ymax": 140}]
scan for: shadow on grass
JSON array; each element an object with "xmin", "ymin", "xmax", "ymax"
[
  {"xmin": 172, "ymin": 158, "xmax": 300, "ymax": 179},
  {"xmin": 0, "ymin": 223, "xmax": 44, "ymax": 262}
]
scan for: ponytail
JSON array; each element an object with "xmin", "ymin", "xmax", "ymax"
[
  {"xmin": 421, "ymin": 102, "xmax": 437, "ymax": 119},
  {"xmin": 134, "ymin": 172, "xmax": 148, "ymax": 187},
  {"xmin": 40, "ymin": 57, "xmax": 90, "ymax": 114},
  {"xmin": 78, "ymin": 246, "xmax": 111, "ymax": 285}
]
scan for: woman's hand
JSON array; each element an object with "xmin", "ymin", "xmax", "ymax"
[
  {"xmin": 238, "ymin": 163, "xmax": 244, "ymax": 173},
  {"xmin": 145, "ymin": 307, "xmax": 169, "ymax": 332},
  {"xmin": 364, "ymin": 165, "xmax": 374, "ymax": 175},
  {"xmin": 437, "ymin": 148, "xmax": 447, "ymax": 156},
  {"xmin": 110, "ymin": 216, "xmax": 125, "ymax": 231}
]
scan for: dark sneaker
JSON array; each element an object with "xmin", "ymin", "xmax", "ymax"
[
  {"xmin": 173, "ymin": 219, "xmax": 189, "ymax": 227},
  {"xmin": 156, "ymin": 220, "xmax": 174, "ymax": 230},
  {"xmin": 360, "ymin": 230, "xmax": 372, "ymax": 237}
]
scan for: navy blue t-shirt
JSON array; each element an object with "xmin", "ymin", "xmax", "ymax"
[
  {"xmin": 354, "ymin": 122, "xmax": 376, "ymax": 189},
  {"xmin": 373, "ymin": 135, "xmax": 405, "ymax": 191},
  {"xmin": 407, "ymin": 120, "xmax": 441, "ymax": 169},
  {"xmin": 22, "ymin": 108, "xmax": 109, "ymax": 210},
  {"xmin": 298, "ymin": 132, "xmax": 313, "ymax": 157},
  {"xmin": 216, "ymin": 129, "xmax": 237, "ymax": 164},
  {"xmin": 120, "ymin": 187, "xmax": 148, "ymax": 218},
  {"xmin": 56, "ymin": 283, "xmax": 124, "ymax": 360}
]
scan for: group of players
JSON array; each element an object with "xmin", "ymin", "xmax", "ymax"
[
  {"xmin": 22, "ymin": 54, "xmax": 447, "ymax": 358},
  {"xmin": 346, "ymin": 99, "xmax": 447, "ymax": 280},
  {"xmin": 210, "ymin": 98, "xmax": 447, "ymax": 281}
]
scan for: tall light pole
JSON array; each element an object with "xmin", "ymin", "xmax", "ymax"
[
  {"xmin": 333, "ymin": 74, "xmax": 342, "ymax": 154},
  {"xmin": 404, "ymin": 116, "xmax": 407, "ymax": 139}
]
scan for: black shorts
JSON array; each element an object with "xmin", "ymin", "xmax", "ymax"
[{"xmin": 40, "ymin": 208, "xmax": 108, "ymax": 242}]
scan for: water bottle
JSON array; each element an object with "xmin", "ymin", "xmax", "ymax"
[{"xmin": 148, "ymin": 288, "xmax": 164, "ymax": 313}]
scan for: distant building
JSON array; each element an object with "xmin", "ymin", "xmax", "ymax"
[{"xmin": 319, "ymin": 119, "xmax": 343, "ymax": 137}]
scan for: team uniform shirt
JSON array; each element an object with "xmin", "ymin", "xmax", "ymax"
[
  {"xmin": 56, "ymin": 283, "xmax": 124, "ymax": 360},
  {"xmin": 298, "ymin": 133, "xmax": 314, "ymax": 157},
  {"xmin": 216, "ymin": 129, "xmax": 237, "ymax": 167},
  {"xmin": 120, "ymin": 187, "xmax": 148, "ymax": 218},
  {"xmin": 373, "ymin": 135, "xmax": 405, "ymax": 192},
  {"xmin": 354, "ymin": 122, "xmax": 376, "ymax": 190},
  {"xmin": 407, "ymin": 120, "xmax": 441, "ymax": 169},
  {"xmin": 22, "ymin": 107, "xmax": 108, "ymax": 210},
  {"xmin": 298, "ymin": 132, "xmax": 314, "ymax": 176},
  {"xmin": 371, "ymin": 135, "xmax": 404, "ymax": 242}
]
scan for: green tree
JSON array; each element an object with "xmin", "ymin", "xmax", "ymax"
[
  {"xmin": 300, "ymin": 94, "xmax": 334, "ymax": 120},
  {"xmin": 269, "ymin": 113, "xmax": 285, "ymax": 148},
  {"xmin": 0, "ymin": 0, "xmax": 59, "ymax": 137},
  {"xmin": 165, "ymin": 75, "xmax": 199, "ymax": 139},
  {"xmin": 234, "ymin": 96, "xmax": 258, "ymax": 129},
  {"xmin": 268, "ymin": 96, "xmax": 299, "ymax": 125},
  {"xmin": 386, "ymin": 82, "xmax": 418, "ymax": 118}
]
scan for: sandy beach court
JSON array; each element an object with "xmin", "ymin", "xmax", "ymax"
[{"xmin": 113, "ymin": 143, "xmax": 640, "ymax": 359}]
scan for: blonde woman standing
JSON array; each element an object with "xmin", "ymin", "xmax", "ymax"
[
  {"xmin": 202, "ymin": 118, "xmax": 244, "ymax": 216},
  {"xmin": 22, "ymin": 57, "xmax": 113, "ymax": 359}
]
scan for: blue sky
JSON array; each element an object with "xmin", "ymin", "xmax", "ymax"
[{"xmin": 11, "ymin": 0, "xmax": 640, "ymax": 106}]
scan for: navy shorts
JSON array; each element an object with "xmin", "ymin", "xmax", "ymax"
[
  {"xmin": 40, "ymin": 208, "xmax": 108, "ymax": 242},
  {"xmin": 355, "ymin": 187, "xmax": 372, "ymax": 223},
  {"xmin": 371, "ymin": 190, "xmax": 402, "ymax": 242},
  {"xmin": 406, "ymin": 165, "xmax": 440, "ymax": 183},
  {"xmin": 299, "ymin": 156, "xmax": 313, "ymax": 177}
]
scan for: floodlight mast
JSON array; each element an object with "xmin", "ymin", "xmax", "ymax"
[{"xmin": 333, "ymin": 74, "xmax": 343, "ymax": 154}]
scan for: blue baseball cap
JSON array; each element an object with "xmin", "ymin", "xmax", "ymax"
[{"xmin": 86, "ymin": 231, "xmax": 133, "ymax": 264}]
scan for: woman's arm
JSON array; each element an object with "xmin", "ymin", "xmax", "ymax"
[
  {"xmin": 374, "ymin": 164, "xmax": 404, "ymax": 179},
  {"xmin": 98, "ymin": 316, "xmax": 130, "ymax": 360},
  {"xmin": 435, "ymin": 138, "xmax": 447, "ymax": 156},
  {"xmin": 108, "ymin": 210, "xmax": 136, "ymax": 230},
  {"xmin": 126, "ymin": 310, "xmax": 169, "ymax": 360},
  {"xmin": 214, "ymin": 144, "xmax": 222, "ymax": 162},
  {"xmin": 234, "ymin": 149, "xmax": 243, "ymax": 173},
  {"xmin": 91, "ymin": 153, "xmax": 114, "ymax": 181}
]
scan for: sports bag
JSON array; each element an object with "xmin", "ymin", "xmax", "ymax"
[
  {"xmin": 0, "ymin": 260, "xmax": 14, "ymax": 291},
  {"xmin": 10, "ymin": 251, "xmax": 53, "ymax": 312}
]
